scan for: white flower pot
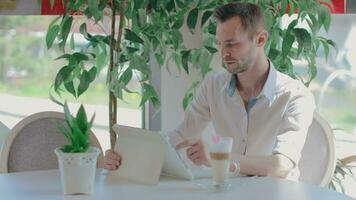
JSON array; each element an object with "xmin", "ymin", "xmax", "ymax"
[{"xmin": 54, "ymin": 147, "xmax": 101, "ymax": 195}]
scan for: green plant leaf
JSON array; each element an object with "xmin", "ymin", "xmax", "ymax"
[
  {"xmin": 88, "ymin": 67, "xmax": 97, "ymax": 82},
  {"xmin": 171, "ymin": 30, "xmax": 183, "ymax": 50},
  {"xmin": 320, "ymin": 5, "xmax": 331, "ymax": 32},
  {"xmin": 282, "ymin": 32, "xmax": 295, "ymax": 58},
  {"xmin": 172, "ymin": 17, "xmax": 184, "ymax": 29},
  {"xmin": 64, "ymin": 81, "xmax": 77, "ymax": 97},
  {"xmin": 88, "ymin": 0, "xmax": 100, "ymax": 22},
  {"xmin": 72, "ymin": 52, "xmax": 89, "ymax": 63},
  {"xmin": 183, "ymin": 81, "xmax": 199, "ymax": 110},
  {"xmin": 55, "ymin": 54, "xmax": 71, "ymax": 61},
  {"xmin": 165, "ymin": 0, "xmax": 175, "ymax": 12},
  {"xmin": 327, "ymin": 39, "xmax": 337, "ymax": 51},
  {"xmin": 155, "ymin": 52, "xmax": 164, "ymax": 66},
  {"xmin": 73, "ymin": 0, "xmax": 84, "ymax": 10},
  {"xmin": 126, "ymin": 46, "xmax": 140, "ymax": 53},
  {"xmin": 57, "ymin": 123, "xmax": 71, "ymax": 141},
  {"xmin": 70, "ymin": 34, "xmax": 75, "ymax": 50},
  {"xmin": 201, "ymin": 10, "xmax": 213, "ymax": 27},
  {"xmin": 98, "ymin": 0, "xmax": 108, "ymax": 10},
  {"xmin": 181, "ymin": 50, "xmax": 191, "ymax": 74},
  {"xmin": 95, "ymin": 51, "xmax": 107, "ymax": 70},
  {"xmin": 49, "ymin": 87, "xmax": 64, "ymax": 106},
  {"xmin": 293, "ymin": 28, "xmax": 312, "ymax": 50},
  {"xmin": 76, "ymin": 104, "xmax": 88, "ymax": 133},
  {"xmin": 112, "ymin": 82, "xmax": 124, "ymax": 100},
  {"xmin": 308, "ymin": 13, "xmax": 319, "ymax": 34},
  {"xmin": 88, "ymin": 113, "xmax": 96, "ymax": 130},
  {"xmin": 63, "ymin": 101, "xmax": 74, "ymax": 128},
  {"xmin": 119, "ymin": 68, "xmax": 133, "ymax": 85},
  {"xmin": 54, "ymin": 66, "xmax": 74, "ymax": 92},
  {"xmin": 305, "ymin": 60, "xmax": 317, "ymax": 87},
  {"xmin": 322, "ymin": 41, "xmax": 329, "ymax": 62},
  {"xmin": 199, "ymin": 50, "xmax": 213, "ymax": 76},
  {"xmin": 79, "ymin": 23, "xmax": 91, "ymax": 40},
  {"xmin": 77, "ymin": 70, "xmax": 91, "ymax": 97},
  {"xmin": 280, "ymin": 0, "xmax": 287, "ymax": 15},
  {"xmin": 268, "ymin": 48, "xmax": 280, "ymax": 60},
  {"xmin": 139, "ymin": 83, "xmax": 160, "ymax": 109},
  {"xmin": 59, "ymin": 16, "xmax": 73, "ymax": 51},
  {"xmin": 206, "ymin": 21, "xmax": 216, "ymax": 35},
  {"xmin": 125, "ymin": 29, "xmax": 144, "ymax": 44},
  {"xmin": 46, "ymin": 24, "xmax": 60, "ymax": 49},
  {"xmin": 175, "ymin": 0, "xmax": 185, "ymax": 8},
  {"xmin": 187, "ymin": 8, "xmax": 199, "ymax": 34},
  {"xmin": 204, "ymin": 46, "xmax": 218, "ymax": 54},
  {"xmin": 288, "ymin": 1, "xmax": 296, "ymax": 16}
]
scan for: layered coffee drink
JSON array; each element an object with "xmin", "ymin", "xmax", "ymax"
[{"xmin": 208, "ymin": 136, "xmax": 233, "ymax": 186}]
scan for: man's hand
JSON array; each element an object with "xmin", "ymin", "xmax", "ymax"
[
  {"xmin": 176, "ymin": 139, "xmax": 211, "ymax": 167},
  {"xmin": 103, "ymin": 149, "xmax": 122, "ymax": 170}
]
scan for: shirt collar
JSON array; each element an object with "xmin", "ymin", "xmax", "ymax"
[{"xmin": 226, "ymin": 60, "xmax": 277, "ymax": 104}]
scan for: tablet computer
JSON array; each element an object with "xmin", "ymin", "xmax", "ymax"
[{"xmin": 159, "ymin": 133, "xmax": 195, "ymax": 180}]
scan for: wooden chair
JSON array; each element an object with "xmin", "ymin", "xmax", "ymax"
[
  {"xmin": 298, "ymin": 112, "xmax": 336, "ymax": 186},
  {"xmin": 341, "ymin": 155, "xmax": 356, "ymax": 166},
  {"xmin": 0, "ymin": 121, "xmax": 10, "ymax": 150},
  {"xmin": 0, "ymin": 111, "xmax": 104, "ymax": 173}
]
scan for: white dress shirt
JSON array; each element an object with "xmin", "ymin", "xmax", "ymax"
[{"xmin": 169, "ymin": 61, "xmax": 316, "ymax": 180}]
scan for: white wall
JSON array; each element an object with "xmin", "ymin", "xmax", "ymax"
[{"xmin": 159, "ymin": 21, "xmax": 222, "ymax": 137}]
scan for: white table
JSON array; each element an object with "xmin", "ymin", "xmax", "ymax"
[{"xmin": 0, "ymin": 169, "xmax": 353, "ymax": 200}]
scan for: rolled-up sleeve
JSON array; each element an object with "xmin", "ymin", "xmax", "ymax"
[
  {"xmin": 168, "ymin": 73, "xmax": 213, "ymax": 146},
  {"xmin": 272, "ymin": 87, "xmax": 315, "ymax": 166}
]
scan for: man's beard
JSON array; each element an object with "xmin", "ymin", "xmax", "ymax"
[
  {"xmin": 224, "ymin": 48, "xmax": 256, "ymax": 74},
  {"xmin": 226, "ymin": 61, "xmax": 249, "ymax": 74},
  {"xmin": 224, "ymin": 57, "xmax": 253, "ymax": 74}
]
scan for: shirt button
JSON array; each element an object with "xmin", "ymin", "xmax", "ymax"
[{"xmin": 242, "ymin": 139, "xmax": 246, "ymax": 143}]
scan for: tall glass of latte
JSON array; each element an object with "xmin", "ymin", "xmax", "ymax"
[{"xmin": 209, "ymin": 136, "xmax": 233, "ymax": 187}]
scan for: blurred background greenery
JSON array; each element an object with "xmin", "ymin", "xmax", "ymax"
[{"xmin": 0, "ymin": 16, "xmax": 141, "ymax": 109}]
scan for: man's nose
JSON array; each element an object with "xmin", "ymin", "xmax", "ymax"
[
  {"xmin": 221, "ymin": 48, "xmax": 231, "ymax": 59},
  {"xmin": 221, "ymin": 46, "xmax": 230, "ymax": 58}
]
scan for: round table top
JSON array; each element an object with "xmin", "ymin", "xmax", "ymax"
[{"xmin": 0, "ymin": 169, "xmax": 353, "ymax": 200}]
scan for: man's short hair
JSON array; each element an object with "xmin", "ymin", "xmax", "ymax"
[{"xmin": 214, "ymin": 2, "xmax": 265, "ymax": 33}]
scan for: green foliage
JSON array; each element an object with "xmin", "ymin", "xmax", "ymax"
[
  {"xmin": 58, "ymin": 102, "xmax": 95, "ymax": 153},
  {"xmin": 45, "ymin": 0, "xmax": 335, "ymax": 112},
  {"xmin": 329, "ymin": 159, "xmax": 355, "ymax": 193}
]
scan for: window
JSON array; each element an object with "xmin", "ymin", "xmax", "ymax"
[{"xmin": 0, "ymin": 16, "xmax": 143, "ymax": 152}]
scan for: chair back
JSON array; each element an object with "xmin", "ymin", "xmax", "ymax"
[
  {"xmin": 0, "ymin": 121, "xmax": 10, "ymax": 150},
  {"xmin": 0, "ymin": 111, "xmax": 104, "ymax": 173},
  {"xmin": 298, "ymin": 112, "xmax": 335, "ymax": 186}
]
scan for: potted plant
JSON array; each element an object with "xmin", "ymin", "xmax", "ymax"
[{"xmin": 54, "ymin": 101, "xmax": 100, "ymax": 195}]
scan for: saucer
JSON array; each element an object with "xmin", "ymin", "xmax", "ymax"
[{"xmin": 193, "ymin": 179, "xmax": 232, "ymax": 192}]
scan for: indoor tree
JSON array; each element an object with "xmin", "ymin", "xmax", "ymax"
[{"xmin": 46, "ymin": 0, "xmax": 335, "ymax": 150}]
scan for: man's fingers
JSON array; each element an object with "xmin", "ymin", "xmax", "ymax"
[
  {"xmin": 176, "ymin": 139, "xmax": 198, "ymax": 149},
  {"xmin": 104, "ymin": 164, "xmax": 118, "ymax": 170},
  {"xmin": 108, "ymin": 153, "xmax": 121, "ymax": 161},
  {"xmin": 105, "ymin": 150, "xmax": 121, "ymax": 161},
  {"xmin": 106, "ymin": 158, "xmax": 120, "ymax": 166},
  {"xmin": 189, "ymin": 151, "xmax": 201, "ymax": 161},
  {"xmin": 186, "ymin": 147, "xmax": 199, "ymax": 157}
]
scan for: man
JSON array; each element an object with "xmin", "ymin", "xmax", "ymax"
[{"xmin": 104, "ymin": 2, "xmax": 315, "ymax": 180}]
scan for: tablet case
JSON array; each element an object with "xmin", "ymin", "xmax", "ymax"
[{"xmin": 109, "ymin": 125, "xmax": 166, "ymax": 185}]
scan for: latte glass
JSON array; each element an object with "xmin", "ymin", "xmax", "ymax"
[{"xmin": 208, "ymin": 136, "xmax": 233, "ymax": 187}]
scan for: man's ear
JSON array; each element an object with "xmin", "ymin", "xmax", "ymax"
[{"xmin": 256, "ymin": 30, "xmax": 269, "ymax": 47}]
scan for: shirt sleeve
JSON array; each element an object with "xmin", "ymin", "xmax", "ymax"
[
  {"xmin": 272, "ymin": 86, "xmax": 316, "ymax": 166},
  {"xmin": 168, "ymin": 73, "xmax": 213, "ymax": 146}
]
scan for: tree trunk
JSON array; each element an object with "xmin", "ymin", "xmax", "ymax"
[{"xmin": 109, "ymin": 2, "xmax": 117, "ymax": 149}]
